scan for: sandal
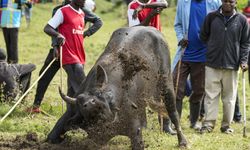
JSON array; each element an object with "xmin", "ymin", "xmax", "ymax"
[{"xmin": 200, "ymin": 126, "xmax": 213, "ymax": 134}]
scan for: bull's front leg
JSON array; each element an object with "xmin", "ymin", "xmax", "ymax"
[
  {"xmin": 47, "ymin": 104, "xmax": 75, "ymax": 144},
  {"xmin": 129, "ymin": 118, "xmax": 144, "ymax": 150},
  {"xmin": 163, "ymin": 87, "xmax": 187, "ymax": 147}
]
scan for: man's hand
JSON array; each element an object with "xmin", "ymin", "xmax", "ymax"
[
  {"xmin": 178, "ymin": 38, "xmax": 188, "ymax": 48},
  {"xmin": 56, "ymin": 34, "xmax": 65, "ymax": 46},
  {"xmin": 149, "ymin": 7, "xmax": 163, "ymax": 17},
  {"xmin": 132, "ymin": 5, "xmax": 144, "ymax": 19},
  {"xmin": 241, "ymin": 63, "xmax": 248, "ymax": 72}
]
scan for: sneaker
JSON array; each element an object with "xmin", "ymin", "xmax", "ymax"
[
  {"xmin": 220, "ymin": 126, "xmax": 234, "ymax": 134},
  {"xmin": 26, "ymin": 106, "xmax": 41, "ymax": 113},
  {"xmin": 200, "ymin": 126, "xmax": 213, "ymax": 134},
  {"xmin": 190, "ymin": 123, "xmax": 201, "ymax": 131}
]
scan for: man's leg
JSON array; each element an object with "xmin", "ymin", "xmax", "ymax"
[
  {"xmin": 220, "ymin": 69, "xmax": 238, "ymax": 132},
  {"xmin": 201, "ymin": 66, "xmax": 221, "ymax": 133},
  {"xmin": 172, "ymin": 61, "xmax": 190, "ymax": 118},
  {"xmin": 8, "ymin": 28, "xmax": 19, "ymax": 63},
  {"xmin": 33, "ymin": 49, "xmax": 60, "ymax": 107},
  {"xmin": 2, "ymin": 28, "xmax": 11, "ymax": 62},
  {"xmin": 63, "ymin": 64, "xmax": 85, "ymax": 97},
  {"xmin": 189, "ymin": 62, "xmax": 205, "ymax": 129}
]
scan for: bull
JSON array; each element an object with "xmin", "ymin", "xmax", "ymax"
[{"xmin": 47, "ymin": 26, "xmax": 187, "ymax": 149}]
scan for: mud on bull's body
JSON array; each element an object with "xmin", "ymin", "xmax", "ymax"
[{"xmin": 47, "ymin": 26, "xmax": 187, "ymax": 149}]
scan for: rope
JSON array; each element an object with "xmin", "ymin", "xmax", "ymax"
[
  {"xmin": 0, "ymin": 58, "xmax": 57, "ymax": 123},
  {"xmin": 60, "ymin": 46, "xmax": 64, "ymax": 113}
]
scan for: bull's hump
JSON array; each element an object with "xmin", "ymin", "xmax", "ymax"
[{"xmin": 113, "ymin": 26, "xmax": 162, "ymax": 39}]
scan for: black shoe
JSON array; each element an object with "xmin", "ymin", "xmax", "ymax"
[
  {"xmin": 220, "ymin": 126, "xmax": 234, "ymax": 134},
  {"xmin": 233, "ymin": 119, "xmax": 242, "ymax": 123},
  {"xmin": 200, "ymin": 126, "xmax": 213, "ymax": 134}
]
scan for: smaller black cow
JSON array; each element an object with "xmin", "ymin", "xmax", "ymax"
[{"xmin": 47, "ymin": 26, "xmax": 187, "ymax": 149}]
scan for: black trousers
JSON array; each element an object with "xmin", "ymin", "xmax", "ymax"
[
  {"xmin": 2, "ymin": 28, "xmax": 19, "ymax": 63},
  {"xmin": 173, "ymin": 61, "xmax": 205, "ymax": 104},
  {"xmin": 33, "ymin": 49, "xmax": 86, "ymax": 106},
  {"xmin": 33, "ymin": 49, "xmax": 60, "ymax": 106},
  {"xmin": 63, "ymin": 64, "xmax": 85, "ymax": 97}
]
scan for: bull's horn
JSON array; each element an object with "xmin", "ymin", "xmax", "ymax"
[{"xmin": 58, "ymin": 87, "xmax": 76, "ymax": 104}]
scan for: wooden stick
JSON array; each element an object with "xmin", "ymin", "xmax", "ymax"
[
  {"xmin": 60, "ymin": 46, "xmax": 64, "ymax": 113},
  {"xmin": 242, "ymin": 71, "xmax": 247, "ymax": 137}
]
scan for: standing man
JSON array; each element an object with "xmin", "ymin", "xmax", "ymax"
[
  {"xmin": 200, "ymin": 0, "xmax": 250, "ymax": 134},
  {"xmin": 128, "ymin": 0, "xmax": 167, "ymax": 30},
  {"xmin": 128, "ymin": 0, "xmax": 176, "ymax": 135},
  {"xmin": 43, "ymin": 0, "xmax": 87, "ymax": 98},
  {"xmin": 28, "ymin": 0, "xmax": 102, "ymax": 113},
  {"xmin": 45, "ymin": 0, "xmax": 103, "ymax": 143},
  {"xmin": 2, "ymin": 0, "xmax": 22, "ymax": 63},
  {"xmin": 172, "ymin": 0, "xmax": 221, "ymax": 130}
]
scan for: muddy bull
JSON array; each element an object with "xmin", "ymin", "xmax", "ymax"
[{"xmin": 47, "ymin": 26, "xmax": 187, "ymax": 149}]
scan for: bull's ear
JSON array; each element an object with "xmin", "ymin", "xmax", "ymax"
[{"xmin": 96, "ymin": 65, "xmax": 108, "ymax": 87}]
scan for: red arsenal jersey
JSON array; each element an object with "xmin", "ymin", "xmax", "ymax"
[{"xmin": 58, "ymin": 5, "xmax": 86, "ymax": 65}]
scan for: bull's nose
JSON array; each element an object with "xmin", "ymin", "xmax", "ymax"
[
  {"xmin": 90, "ymin": 99, "xmax": 96, "ymax": 104},
  {"xmin": 83, "ymin": 99, "xmax": 96, "ymax": 108}
]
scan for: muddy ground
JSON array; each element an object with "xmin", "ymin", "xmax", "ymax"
[{"xmin": 0, "ymin": 131, "xmax": 129, "ymax": 150}]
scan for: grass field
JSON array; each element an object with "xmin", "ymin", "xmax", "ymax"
[{"xmin": 0, "ymin": 0, "xmax": 250, "ymax": 149}]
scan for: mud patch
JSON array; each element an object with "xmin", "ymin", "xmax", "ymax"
[
  {"xmin": 0, "ymin": 131, "xmax": 101, "ymax": 150},
  {"xmin": 118, "ymin": 52, "xmax": 149, "ymax": 81},
  {"xmin": 0, "ymin": 132, "xmax": 39, "ymax": 150}
]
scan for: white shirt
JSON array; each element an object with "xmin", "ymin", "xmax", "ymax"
[{"xmin": 84, "ymin": 0, "xmax": 95, "ymax": 12}]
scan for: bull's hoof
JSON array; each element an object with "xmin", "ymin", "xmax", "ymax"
[{"xmin": 178, "ymin": 140, "xmax": 188, "ymax": 148}]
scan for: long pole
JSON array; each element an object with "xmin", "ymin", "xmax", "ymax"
[
  {"xmin": 0, "ymin": 58, "xmax": 57, "ymax": 123},
  {"xmin": 242, "ymin": 71, "xmax": 247, "ymax": 137}
]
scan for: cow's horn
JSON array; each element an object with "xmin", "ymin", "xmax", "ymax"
[{"xmin": 58, "ymin": 87, "xmax": 76, "ymax": 104}]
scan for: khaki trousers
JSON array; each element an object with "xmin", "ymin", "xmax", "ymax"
[{"xmin": 203, "ymin": 66, "xmax": 238, "ymax": 128}]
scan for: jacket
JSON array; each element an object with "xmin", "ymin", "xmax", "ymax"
[
  {"xmin": 171, "ymin": 0, "xmax": 221, "ymax": 71},
  {"xmin": 200, "ymin": 8, "xmax": 250, "ymax": 70}
]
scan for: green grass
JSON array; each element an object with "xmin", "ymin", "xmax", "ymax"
[{"xmin": 0, "ymin": 0, "xmax": 250, "ymax": 149}]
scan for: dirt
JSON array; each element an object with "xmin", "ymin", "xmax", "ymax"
[
  {"xmin": 118, "ymin": 51, "xmax": 149, "ymax": 82},
  {"xmin": 0, "ymin": 132, "xmax": 106, "ymax": 150}
]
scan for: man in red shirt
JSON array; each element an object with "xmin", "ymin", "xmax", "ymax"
[
  {"xmin": 128, "ymin": 0, "xmax": 167, "ymax": 30},
  {"xmin": 44, "ymin": 0, "xmax": 87, "ymax": 98},
  {"xmin": 243, "ymin": 1, "xmax": 250, "ymax": 24}
]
